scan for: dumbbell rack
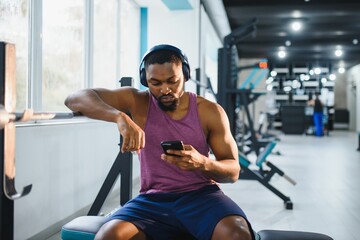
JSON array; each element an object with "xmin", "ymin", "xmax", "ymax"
[{"xmin": 0, "ymin": 42, "xmax": 73, "ymax": 239}]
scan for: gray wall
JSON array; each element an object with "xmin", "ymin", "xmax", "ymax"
[
  {"xmin": 334, "ymin": 73, "xmax": 348, "ymax": 109},
  {"xmin": 13, "ymin": 120, "xmax": 140, "ymax": 240},
  {"xmin": 347, "ymin": 65, "xmax": 360, "ymax": 131}
]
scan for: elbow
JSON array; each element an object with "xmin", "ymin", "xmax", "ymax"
[
  {"xmin": 230, "ymin": 172, "xmax": 239, "ymax": 183},
  {"xmin": 64, "ymin": 89, "xmax": 92, "ymax": 111},
  {"xmin": 64, "ymin": 96, "xmax": 71, "ymax": 108},
  {"xmin": 230, "ymin": 164, "xmax": 240, "ymax": 183},
  {"xmin": 64, "ymin": 94, "xmax": 77, "ymax": 111}
]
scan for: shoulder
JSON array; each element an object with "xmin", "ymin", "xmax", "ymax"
[
  {"xmin": 125, "ymin": 87, "xmax": 149, "ymax": 107},
  {"xmin": 196, "ymin": 95, "xmax": 226, "ymax": 119},
  {"xmin": 195, "ymin": 95, "xmax": 231, "ymax": 139},
  {"xmin": 109, "ymin": 87, "xmax": 147, "ymax": 95},
  {"xmin": 109, "ymin": 87, "xmax": 149, "ymax": 100},
  {"xmin": 95, "ymin": 87, "xmax": 149, "ymax": 111}
]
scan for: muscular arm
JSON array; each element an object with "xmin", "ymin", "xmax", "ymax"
[
  {"xmin": 201, "ymin": 102, "xmax": 240, "ymax": 183},
  {"xmin": 64, "ymin": 87, "xmax": 145, "ymax": 152},
  {"xmin": 65, "ymin": 88, "xmax": 125, "ymax": 122}
]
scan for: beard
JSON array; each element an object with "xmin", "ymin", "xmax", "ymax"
[{"xmin": 157, "ymin": 94, "xmax": 179, "ymax": 112}]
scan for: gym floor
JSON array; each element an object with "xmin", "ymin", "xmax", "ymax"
[{"xmin": 47, "ymin": 130, "xmax": 359, "ymax": 240}]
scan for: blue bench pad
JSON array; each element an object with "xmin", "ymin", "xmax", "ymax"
[
  {"xmin": 61, "ymin": 216, "xmax": 105, "ymax": 240},
  {"xmin": 257, "ymin": 229, "xmax": 333, "ymax": 240}
]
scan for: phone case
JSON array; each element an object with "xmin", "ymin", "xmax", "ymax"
[{"xmin": 161, "ymin": 140, "xmax": 184, "ymax": 156}]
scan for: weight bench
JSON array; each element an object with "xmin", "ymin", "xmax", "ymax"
[
  {"xmin": 239, "ymin": 140, "xmax": 296, "ymax": 209},
  {"xmin": 61, "ymin": 214, "xmax": 333, "ymax": 240}
]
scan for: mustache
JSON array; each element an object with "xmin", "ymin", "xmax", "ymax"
[{"xmin": 158, "ymin": 93, "xmax": 174, "ymax": 100}]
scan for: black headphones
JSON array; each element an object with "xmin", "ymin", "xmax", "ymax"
[{"xmin": 139, "ymin": 44, "xmax": 190, "ymax": 87}]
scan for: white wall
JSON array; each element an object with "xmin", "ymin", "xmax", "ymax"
[
  {"xmin": 13, "ymin": 121, "xmax": 135, "ymax": 239},
  {"xmin": 136, "ymin": 0, "xmax": 201, "ymax": 94},
  {"xmin": 347, "ymin": 64, "xmax": 360, "ymax": 131},
  {"xmin": 200, "ymin": 4, "xmax": 222, "ymax": 101}
]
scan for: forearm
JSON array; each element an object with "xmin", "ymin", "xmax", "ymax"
[
  {"xmin": 203, "ymin": 158, "xmax": 240, "ymax": 183},
  {"xmin": 64, "ymin": 89, "xmax": 122, "ymax": 123}
]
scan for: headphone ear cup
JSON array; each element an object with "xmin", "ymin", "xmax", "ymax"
[
  {"xmin": 182, "ymin": 63, "xmax": 190, "ymax": 81},
  {"xmin": 140, "ymin": 68, "xmax": 148, "ymax": 87}
]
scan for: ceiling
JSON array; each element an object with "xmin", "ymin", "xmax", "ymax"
[{"xmin": 221, "ymin": 0, "xmax": 360, "ymax": 72}]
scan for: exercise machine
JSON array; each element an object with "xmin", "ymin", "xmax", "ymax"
[
  {"xmin": 217, "ymin": 20, "xmax": 277, "ymax": 157},
  {"xmin": 239, "ymin": 140, "xmax": 295, "ymax": 209},
  {"xmin": 0, "ymin": 42, "xmax": 89, "ymax": 239}
]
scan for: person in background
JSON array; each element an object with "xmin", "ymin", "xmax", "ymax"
[
  {"xmin": 308, "ymin": 92, "xmax": 324, "ymax": 136},
  {"xmin": 65, "ymin": 44, "xmax": 255, "ymax": 240}
]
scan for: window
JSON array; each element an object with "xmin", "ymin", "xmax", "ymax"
[
  {"xmin": 93, "ymin": 0, "xmax": 118, "ymax": 88},
  {"xmin": 118, "ymin": 0, "xmax": 140, "ymax": 88},
  {"xmin": 0, "ymin": 0, "xmax": 141, "ymax": 113},
  {"xmin": 42, "ymin": 0, "xmax": 85, "ymax": 111},
  {"xmin": 0, "ymin": 0, "xmax": 28, "ymax": 111}
]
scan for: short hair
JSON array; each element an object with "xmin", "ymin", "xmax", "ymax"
[
  {"xmin": 144, "ymin": 50, "xmax": 182, "ymax": 69},
  {"xmin": 139, "ymin": 45, "xmax": 191, "ymax": 86}
]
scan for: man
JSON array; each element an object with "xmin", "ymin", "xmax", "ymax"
[{"xmin": 65, "ymin": 44, "xmax": 254, "ymax": 240}]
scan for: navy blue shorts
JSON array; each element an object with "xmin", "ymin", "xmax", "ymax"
[{"xmin": 106, "ymin": 185, "xmax": 254, "ymax": 240}]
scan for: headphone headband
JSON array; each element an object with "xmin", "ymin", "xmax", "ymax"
[{"xmin": 139, "ymin": 44, "xmax": 190, "ymax": 87}]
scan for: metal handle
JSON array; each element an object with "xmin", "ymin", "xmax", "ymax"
[
  {"xmin": 0, "ymin": 106, "xmax": 81, "ymax": 200},
  {"xmin": 0, "ymin": 106, "xmax": 81, "ymax": 130},
  {"xmin": 3, "ymin": 122, "xmax": 32, "ymax": 200},
  {"xmin": 283, "ymin": 174, "xmax": 297, "ymax": 186}
]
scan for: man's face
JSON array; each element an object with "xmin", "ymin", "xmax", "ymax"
[{"xmin": 146, "ymin": 62, "xmax": 185, "ymax": 112}]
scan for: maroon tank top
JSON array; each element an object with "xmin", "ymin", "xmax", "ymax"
[{"xmin": 138, "ymin": 92, "xmax": 214, "ymax": 193}]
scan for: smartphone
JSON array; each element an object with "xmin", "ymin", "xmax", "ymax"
[{"xmin": 161, "ymin": 140, "xmax": 184, "ymax": 156}]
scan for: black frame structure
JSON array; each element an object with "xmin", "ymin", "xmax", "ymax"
[
  {"xmin": 218, "ymin": 18, "xmax": 269, "ymax": 156},
  {"xmin": 88, "ymin": 77, "xmax": 133, "ymax": 215},
  {"xmin": 217, "ymin": 23, "xmax": 295, "ymax": 209},
  {"xmin": 218, "ymin": 19, "xmax": 257, "ymax": 135}
]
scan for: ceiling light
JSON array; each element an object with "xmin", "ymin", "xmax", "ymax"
[
  {"xmin": 338, "ymin": 67, "xmax": 345, "ymax": 74},
  {"xmin": 353, "ymin": 39, "xmax": 359, "ymax": 45},
  {"xmin": 266, "ymin": 77, "xmax": 274, "ymax": 84},
  {"xmin": 283, "ymin": 86, "xmax": 292, "ymax": 92},
  {"xmin": 334, "ymin": 49, "xmax": 343, "ymax": 57},
  {"xmin": 285, "ymin": 40, "xmax": 291, "ymax": 46},
  {"xmin": 292, "ymin": 80, "xmax": 300, "ymax": 88},
  {"xmin": 292, "ymin": 11, "xmax": 302, "ymax": 18},
  {"xmin": 321, "ymin": 78, "xmax": 327, "ymax": 84},
  {"xmin": 329, "ymin": 74, "xmax": 336, "ymax": 81},
  {"xmin": 300, "ymin": 74, "xmax": 310, "ymax": 81},
  {"xmin": 291, "ymin": 21, "xmax": 302, "ymax": 31},
  {"xmin": 278, "ymin": 50, "xmax": 286, "ymax": 58},
  {"xmin": 314, "ymin": 67, "xmax": 321, "ymax": 75},
  {"xmin": 270, "ymin": 70, "xmax": 277, "ymax": 77}
]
